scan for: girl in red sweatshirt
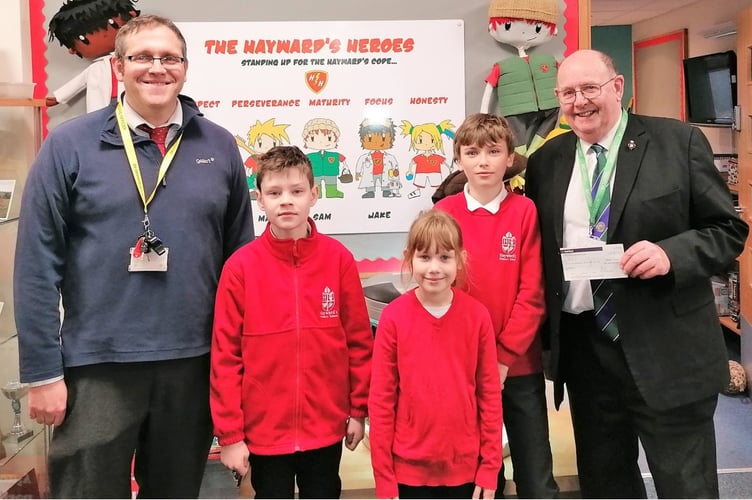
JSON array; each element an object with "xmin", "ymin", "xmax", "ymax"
[{"xmin": 368, "ymin": 210, "xmax": 502, "ymax": 499}]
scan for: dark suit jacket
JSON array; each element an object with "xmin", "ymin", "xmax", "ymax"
[{"xmin": 526, "ymin": 113, "xmax": 749, "ymax": 411}]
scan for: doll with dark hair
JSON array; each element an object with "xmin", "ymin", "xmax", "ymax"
[
  {"xmin": 354, "ymin": 117, "xmax": 400, "ymax": 199},
  {"xmin": 46, "ymin": 0, "xmax": 140, "ymax": 111}
]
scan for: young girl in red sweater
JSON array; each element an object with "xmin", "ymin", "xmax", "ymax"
[{"xmin": 368, "ymin": 210, "xmax": 502, "ymax": 499}]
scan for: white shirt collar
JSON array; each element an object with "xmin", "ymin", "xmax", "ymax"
[
  {"xmin": 463, "ymin": 182, "xmax": 507, "ymax": 214},
  {"xmin": 122, "ymin": 96, "xmax": 182, "ymax": 136}
]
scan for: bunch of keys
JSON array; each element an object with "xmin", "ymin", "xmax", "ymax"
[
  {"xmin": 232, "ymin": 470, "xmax": 243, "ymax": 488},
  {"xmin": 133, "ymin": 229, "xmax": 166, "ymax": 257}
]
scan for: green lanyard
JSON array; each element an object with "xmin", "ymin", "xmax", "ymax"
[
  {"xmin": 576, "ymin": 109, "xmax": 628, "ymax": 227},
  {"xmin": 115, "ymin": 101, "xmax": 183, "ymax": 216}
]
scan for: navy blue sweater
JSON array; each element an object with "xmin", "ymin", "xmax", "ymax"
[{"xmin": 14, "ymin": 96, "xmax": 254, "ymax": 382}]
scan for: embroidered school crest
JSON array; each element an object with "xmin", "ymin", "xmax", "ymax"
[
  {"xmin": 320, "ymin": 286, "xmax": 338, "ymax": 318},
  {"xmin": 305, "ymin": 70, "xmax": 328, "ymax": 94},
  {"xmin": 499, "ymin": 231, "xmax": 517, "ymax": 261}
]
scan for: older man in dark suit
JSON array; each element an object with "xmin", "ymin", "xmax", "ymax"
[{"xmin": 526, "ymin": 49, "xmax": 748, "ymax": 498}]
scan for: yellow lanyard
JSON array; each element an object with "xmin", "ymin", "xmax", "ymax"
[{"xmin": 115, "ymin": 102, "xmax": 183, "ymax": 215}]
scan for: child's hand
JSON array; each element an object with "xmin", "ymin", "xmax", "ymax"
[
  {"xmin": 497, "ymin": 362, "xmax": 509, "ymax": 389},
  {"xmin": 472, "ymin": 485, "xmax": 496, "ymax": 499},
  {"xmin": 345, "ymin": 416, "xmax": 365, "ymax": 450},
  {"xmin": 220, "ymin": 441, "xmax": 250, "ymax": 478}
]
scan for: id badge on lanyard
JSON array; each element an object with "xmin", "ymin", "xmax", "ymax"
[{"xmin": 115, "ymin": 102, "xmax": 182, "ymax": 272}]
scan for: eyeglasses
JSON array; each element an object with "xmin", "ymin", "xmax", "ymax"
[
  {"xmin": 125, "ymin": 55, "xmax": 186, "ymax": 67},
  {"xmin": 555, "ymin": 75, "xmax": 618, "ymax": 104}
]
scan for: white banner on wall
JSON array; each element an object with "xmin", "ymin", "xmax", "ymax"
[{"xmin": 177, "ymin": 20, "xmax": 466, "ymax": 235}]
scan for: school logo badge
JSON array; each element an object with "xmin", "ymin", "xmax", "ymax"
[
  {"xmin": 499, "ymin": 231, "xmax": 517, "ymax": 261},
  {"xmin": 320, "ymin": 286, "xmax": 338, "ymax": 318},
  {"xmin": 305, "ymin": 70, "xmax": 328, "ymax": 94}
]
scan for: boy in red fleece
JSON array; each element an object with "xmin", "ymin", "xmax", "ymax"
[
  {"xmin": 210, "ymin": 145, "xmax": 373, "ymax": 498},
  {"xmin": 435, "ymin": 113, "xmax": 557, "ymax": 498}
]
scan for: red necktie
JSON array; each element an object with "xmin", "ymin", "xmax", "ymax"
[{"xmin": 138, "ymin": 125, "xmax": 170, "ymax": 155}]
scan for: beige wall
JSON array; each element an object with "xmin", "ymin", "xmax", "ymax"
[
  {"xmin": 632, "ymin": 0, "xmax": 752, "ymax": 154},
  {"xmin": 632, "ymin": 0, "xmax": 751, "ymax": 57},
  {"xmin": 0, "ymin": 0, "xmax": 32, "ymax": 83}
]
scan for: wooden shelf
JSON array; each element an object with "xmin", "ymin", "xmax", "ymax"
[
  {"xmin": 720, "ymin": 316, "xmax": 741, "ymax": 335},
  {"xmin": 0, "ymin": 98, "xmax": 46, "ymax": 107}
]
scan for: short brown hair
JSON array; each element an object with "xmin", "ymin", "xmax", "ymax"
[
  {"xmin": 256, "ymin": 146, "xmax": 314, "ymax": 190},
  {"xmin": 453, "ymin": 113, "xmax": 515, "ymax": 160},
  {"xmin": 114, "ymin": 15, "xmax": 187, "ymax": 59},
  {"xmin": 402, "ymin": 210, "xmax": 467, "ymax": 289}
]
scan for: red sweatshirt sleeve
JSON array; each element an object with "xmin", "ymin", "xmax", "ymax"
[
  {"xmin": 475, "ymin": 311, "xmax": 503, "ymax": 489},
  {"xmin": 496, "ymin": 204, "xmax": 546, "ymax": 367},
  {"xmin": 340, "ymin": 258, "xmax": 374, "ymax": 418},
  {"xmin": 368, "ymin": 312, "xmax": 400, "ymax": 499},
  {"xmin": 210, "ymin": 260, "xmax": 247, "ymax": 446}
]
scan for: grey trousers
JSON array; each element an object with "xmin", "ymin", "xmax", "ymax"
[{"xmin": 48, "ymin": 355, "xmax": 213, "ymax": 499}]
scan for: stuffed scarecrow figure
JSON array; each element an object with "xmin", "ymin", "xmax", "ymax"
[{"xmin": 481, "ymin": 0, "xmax": 562, "ymax": 162}]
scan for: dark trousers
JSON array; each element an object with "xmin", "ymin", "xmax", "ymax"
[
  {"xmin": 48, "ymin": 355, "xmax": 213, "ymax": 498},
  {"xmin": 560, "ymin": 312, "xmax": 719, "ymax": 499},
  {"xmin": 398, "ymin": 482, "xmax": 475, "ymax": 499},
  {"xmin": 249, "ymin": 441, "xmax": 343, "ymax": 499},
  {"xmin": 496, "ymin": 372, "xmax": 559, "ymax": 498}
]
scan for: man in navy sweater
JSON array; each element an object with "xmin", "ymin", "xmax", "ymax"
[{"xmin": 14, "ymin": 15, "xmax": 253, "ymax": 497}]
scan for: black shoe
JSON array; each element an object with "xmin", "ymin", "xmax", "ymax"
[{"xmin": 362, "ymin": 191, "xmax": 375, "ymax": 198}]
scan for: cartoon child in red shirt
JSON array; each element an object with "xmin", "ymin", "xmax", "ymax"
[
  {"xmin": 355, "ymin": 117, "xmax": 400, "ymax": 199},
  {"xmin": 401, "ymin": 119, "xmax": 455, "ymax": 199}
]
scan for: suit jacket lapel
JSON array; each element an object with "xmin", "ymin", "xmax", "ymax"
[{"xmin": 609, "ymin": 116, "xmax": 647, "ymax": 238}]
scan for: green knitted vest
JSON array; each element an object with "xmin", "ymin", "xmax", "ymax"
[{"xmin": 494, "ymin": 53, "xmax": 559, "ymax": 116}]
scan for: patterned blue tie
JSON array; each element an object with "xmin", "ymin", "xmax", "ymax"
[{"xmin": 590, "ymin": 144, "xmax": 619, "ymax": 342}]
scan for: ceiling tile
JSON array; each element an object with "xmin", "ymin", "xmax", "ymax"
[{"xmin": 591, "ymin": 0, "xmax": 701, "ymax": 26}]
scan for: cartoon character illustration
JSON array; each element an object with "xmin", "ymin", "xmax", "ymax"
[
  {"xmin": 302, "ymin": 118, "xmax": 346, "ymax": 199},
  {"xmin": 480, "ymin": 0, "xmax": 560, "ymax": 162},
  {"xmin": 46, "ymin": 0, "xmax": 140, "ymax": 112},
  {"xmin": 401, "ymin": 119, "xmax": 455, "ymax": 199},
  {"xmin": 236, "ymin": 118, "xmax": 291, "ymax": 199},
  {"xmin": 386, "ymin": 166, "xmax": 402, "ymax": 197},
  {"xmin": 355, "ymin": 117, "xmax": 400, "ymax": 199}
]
